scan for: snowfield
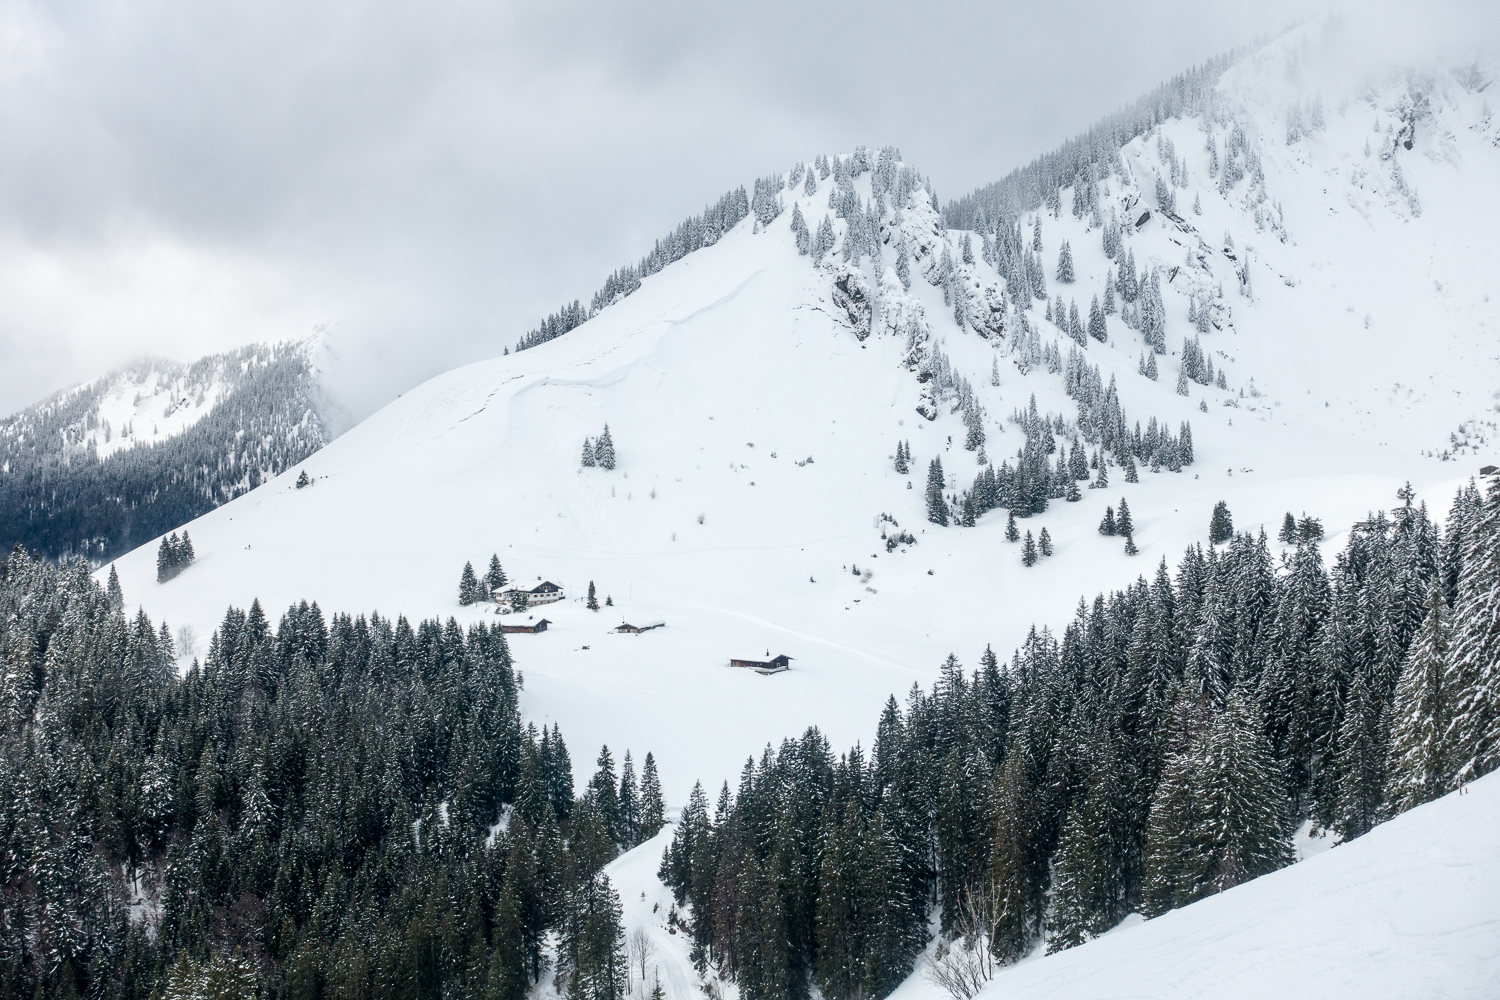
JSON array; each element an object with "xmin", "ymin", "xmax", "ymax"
[
  {"xmin": 605, "ymin": 771, "xmax": 1500, "ymax": 1000},
  {"xmin": 105, "ymin": 28, "xmax": 1500, "ymax": 811}
]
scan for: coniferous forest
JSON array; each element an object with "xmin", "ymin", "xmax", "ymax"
[
  {"xmin": 660, "ymin": 479, "xmax": 1500, "ymax": 999},
  {"xmin": 0, "ymin": 552, "xmax": 664, "ymax": 1000},
  {"xmin": 2, "ymin": 481, "xmax": 1498, "ymax": 999}
]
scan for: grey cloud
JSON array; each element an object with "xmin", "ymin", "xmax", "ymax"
[{"xmin": 0, "ymin": 0, "xmax": 1487, "ymax": 417}]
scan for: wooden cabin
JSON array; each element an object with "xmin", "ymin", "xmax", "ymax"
[
  {"xmin": 615, "ymin": 621, "xmax": 665, "ymax": 634},
  {"xmin": 1481, "ymin": 465, "xmax": 1498, "ymax": 477},
  {"xmin": 729, "ymin": 654, "xmax": 793, "ymax": 674},
  {"xmin": 495, "ymin": 581, "xmax": 565, "ymax": 608},
  {"xmin": 500, "ymin": 618, "xmax": 551, "ymax": 634},
  {"xmin": 528, "ymin": 581, "xmax": 564, "ymax": 605}
]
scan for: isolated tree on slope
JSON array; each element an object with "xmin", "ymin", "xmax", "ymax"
[
  {"xmin": 1056, "ymin": 241, "xmax": 1076, "ymax": 283},
  {"xmin": 596, "ymin": 425, "xmax": 617, "ymax": 470},
  {"xmin": 1022, "ymin": 530, "xmax": 1037, "ymax": 566},
  {"xmin": 1209, "ymin": 501, "xmax": 1233, "ymax": 544},
  {"xmin": 582, "ymin": 437, "xmax": 596, "ymax": 467},
  {"xmin": 894, "ymin": 440, "xmax": 909, "ymax": 475},
  {"xmin": 925, "ymin": 458, "xmax": 948, "ymax": 526},
  {"xmin": 587, "ymin": 581, "xmax": 600, "ymax": 611},
  {"xmin": 1385, "ymin": 581, "xmax": 1453, "ymax": 813}
]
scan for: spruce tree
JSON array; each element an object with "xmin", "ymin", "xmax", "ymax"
[
  {"xmin": 1333, "ymin": 670, "xmax": 1387, "ymax": 842},
  {"xmin": 1117, "ymin": 498, "xmax": 1134, "ymax": 537},
  {"xmin": 488, "ymin": 554, "xmax": 508, "ymax": 590},
  {"xmin": 926, "ymin": 458, "xmax": 948, "ymax": 526},
  {"xmin": 1385, "ymin": 582, "xmax": 1453, "ymax": 813},
  {"xmin": 488, "ymin": 879, "xmax": 530, "ymax": 1000},
  {"xmin": 1066, "ymin": 479, "xmax": 1082, "ymax": 503},
  {"xmin": 1039, "ymin": 527, "xmax": 1053, "ymax": 556},
  {"xmin": 894, "ymin": 441, "xmax": 909, "ymax": 475},
  {"xmin": 596, "ymin": 426, "xmax": 617, "ymax": 471},
  {"xmin": 107, "ymin": 565, "xmax": 124, "ymax": 611},
  {"xmin": 1445, "ymin": 477, "xmax": 1500, "ymax": 786},
  {"xmin": 1278, "ymin": 513, "xmax": 1298, "ymax": 544},
  {"xmin": 618, "ymin": 752, "xmax": 640, "ymax": 847},
  {"xmin": 1056, "ymin": 241, "xmax": 1076, "ymax": 283},
  {"xmin": 1022, "ymin": 531, "xmax": 1037, "ymax": 566},
  {"xmin": 1209, "ymin": 501, "xmax": 1233, "ymax": 545},
  {"xmin": 1099, "ymin": 507, "xmax": 1117, "ymax": 536},
  {"xmin": 587, "ymin": 581, "xmax": 600, "ymax": 611},
  {"xmin": 639, "ymin": 753, "xmax": 666, "ymax": 838},
  {"xmin": 1088, "ymin": 295, "xmax": 1107, "ymax": 342},
  {"xmin": 1195, "ymin": 694, "xmax": 1292, "ymax": 894},
  {"xmin": 1006, "ymin": 511, "xmax": 1020, "ymax": 542},
  {"xmin": 459, "ymin": 562, "xmax": 482, "ymax": 605},
  {"xmin": 582, "ymin": 438, "xmax": 596, "ymax": 468}
]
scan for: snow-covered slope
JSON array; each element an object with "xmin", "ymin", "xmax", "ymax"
[
  {"xmin": 104, "ymin": 26, "xmax": 1499, "ymax": 811},
  {"xmin": 604, "ymin": 771, "xmax": 1500, "ymax": 1000}
]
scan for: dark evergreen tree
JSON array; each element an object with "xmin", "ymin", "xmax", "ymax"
[
  {"xmin": 926, "ymin": 458, "xmax": 949, "ymax": 526},
  {"xmin": 587, "ymin": 581, "xmax": 600, "ymax": 611},
  {"xmin": 596, "ymin": 426, "xmax": 617, "ymax": 471},
  {"xmin": 1056, "ymin": 241, "xmax": 1075, "ymax": 283},
  {"xmin": 1385, "ymin": 582, "xmax": 1453, "ymax": 813},
  {"xmin": 1088, "ymin": 295, "xmax": 1107, "ymax": 342},
  {"xmin": 639, "ymin": 753, "xmax": 666, "ymax": 838},
  {"xmin": 1209, "ymin": 501, "xmax": 1233, "ymax": 545},
  {"xmin": 1022, "ymin": 531, "xmax": 1038, "ymax": 566},
  {"xmin": 460, "ymin": 561, "xmax": 483, "ymax": 605},
  {"xmin": 1445, "ymin": 477, "xmax": 1500, "ymax": 785},
  {"xmin": 1006, "ymin": 511, "xmax": 1020, "ymax": 542}
]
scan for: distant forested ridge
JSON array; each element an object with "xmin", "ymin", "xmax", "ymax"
[{"xmin": 0, "ymin": 341, "xmax": 327, "ymax": 563}]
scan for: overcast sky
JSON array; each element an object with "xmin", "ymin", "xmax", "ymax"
[{"xmin": 0, "ymin": 0, "xmax": 1482, "ymax": 418}]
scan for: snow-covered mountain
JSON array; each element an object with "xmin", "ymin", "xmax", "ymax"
[
  {"xmin": 1, "ymin": 335, "xmax": 340, "ymax": 561},
  {"xmin": 105, "ymin": 23, "xmax": 1499, "ymax": 810}
]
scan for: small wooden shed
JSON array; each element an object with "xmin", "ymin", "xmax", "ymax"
[
  {"xmin": 729, "ymin": 654, "xmax": 793, "ymax": 674},
  {"xmin": 616, "ymin": 621, "xmax": 665, "ymax": 634}
]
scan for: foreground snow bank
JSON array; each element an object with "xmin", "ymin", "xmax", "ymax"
[{"xmin": 896, "ymin": 771, "xmax": 1500, "ymax": 1000}]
